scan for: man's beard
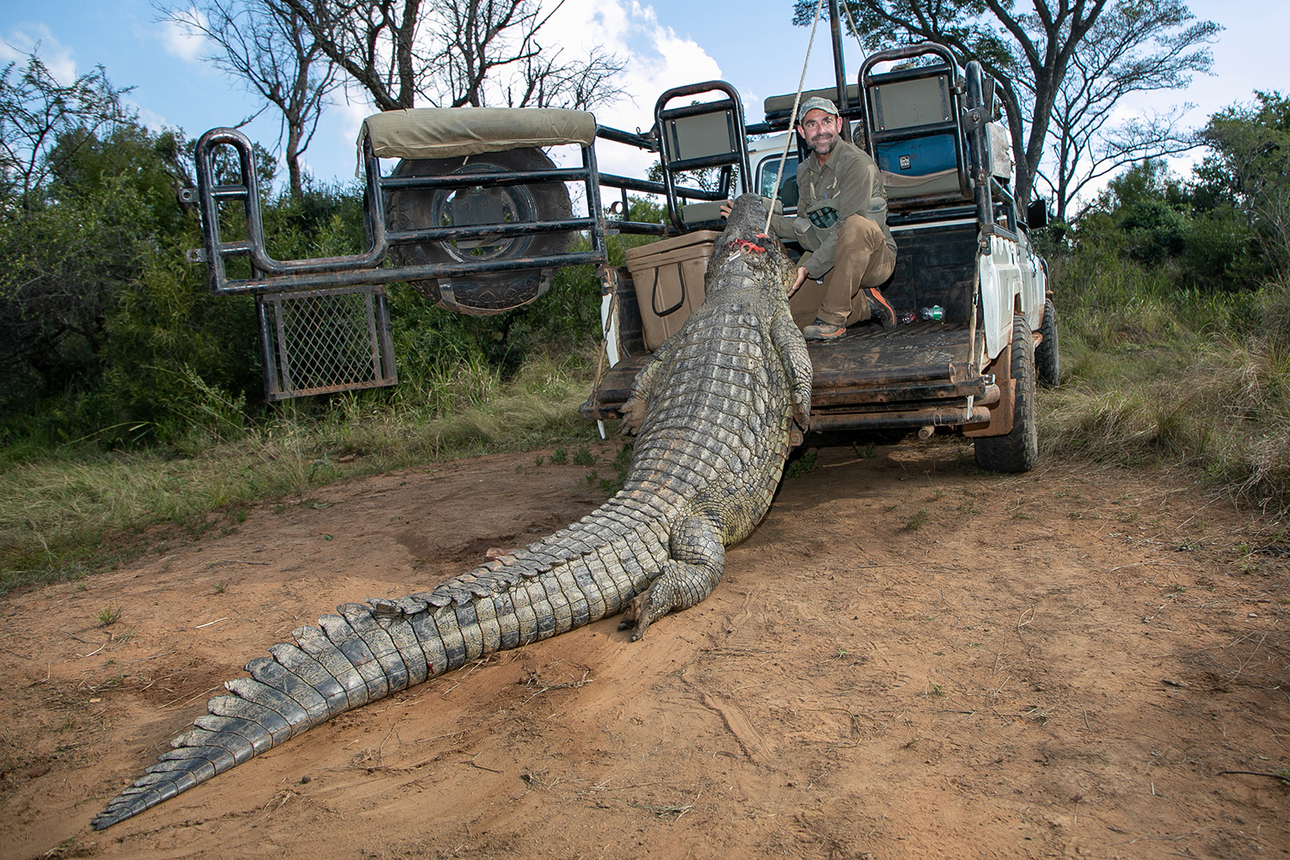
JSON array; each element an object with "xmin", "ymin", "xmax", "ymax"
[{"xmin": 810, "ymin": 132, "xmax": 838, "ymax": 155}]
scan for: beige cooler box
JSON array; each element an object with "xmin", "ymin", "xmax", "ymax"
[{"xmin": 624, "ymin": 230, "xmax": 721, "ymax": 350}]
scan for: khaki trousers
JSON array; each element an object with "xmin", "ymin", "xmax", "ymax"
[{"xmin": 790, "ymin": 215, "xmax": 896, "ymax": 329}]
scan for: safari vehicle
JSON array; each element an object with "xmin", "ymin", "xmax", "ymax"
[
  {"xmin": 186, "ymin": 22, "xmax": 1055, "ymax": 473},
  {"xmin": 584, "ymin": 42, "xmax": 1058, "ymax": 473}
]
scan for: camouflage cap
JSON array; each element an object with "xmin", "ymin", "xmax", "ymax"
[{"xmin": 797, "ymin": 97, "xmax": 840, "ymax": 124}]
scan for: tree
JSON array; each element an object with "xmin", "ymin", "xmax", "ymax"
[
  {"xmin": 0, "ymin": 55, "xmax": 133, "ymax": 207},
  {"xmin": 502, "ymin": 43, "xmax": 624, "ymax": 110},
  {"xmin": 1073, "ymin": 149, "xmax": 1274, "ymax": 292},
  {"xmin": 157, "ymin": 0, "xmax": 341, "ymax": 200},
  {"xmin": 1084, "ymin": 157, "xmax": 1189, "ymax": 264},
  {"xmin": 0, "ymin": 122, "xmax": 195, "ymax": 413},
  {"xmin": 795, "ymin": 0, "xmax": 1218, "ymax": 212},
  {"xmin": 0, "ymin": 56, "xmax": 140, "ymax": 410},
  {"xmin": 281, "ymin": 0, "xmax": 421, "ymax": 111},
  {"xmin": 0, "ymin": 53, "xmax": 261, "ymax": 438},
  {"xmin": 1038, "ymin": 1, "xmax": 1217, "ymax": 221},
  {"xmin": 282, "ymin": 0, "xmax": 623, "ymax": 111},
  {"xmin": 1193, "ymin": 91, "xmax": 1290, "ymax": 275}
]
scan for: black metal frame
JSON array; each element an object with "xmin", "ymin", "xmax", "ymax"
[
  {"xmin": 858, "ymin": 44, "xmax": 974, "ymax": 211},
  {"xmin": 653, "ymin": 81, "xmax": 751, "ymax": 233},
  {"xmin": 190, "ymin": 127, "xmax": 610, "ymax": 297},
  {"xmin": 593, "ymin": 124, "xmax": 673, "ymax": 238}
]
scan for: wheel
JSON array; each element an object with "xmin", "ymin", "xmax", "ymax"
[
  {"xmin": 385, "ymin": 147, "xmax": 572, "ymax": 315},
  {"xmin": 974, "ymin": 314, "xmax": 1039, "ymax": 473},
  {"xmin": 1035, "ymin": 298, "xmax": 1060, "ymax": 387}
]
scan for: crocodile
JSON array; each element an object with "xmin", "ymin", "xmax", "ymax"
[{"xmin": 91, "ymin": 193, "xmax": 813, "ymax": 830}]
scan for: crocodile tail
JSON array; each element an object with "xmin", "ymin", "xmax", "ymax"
[
  {"xmin": 92, "ymin": 495, "xmax": 668, "ymax": 830},
  {"xmin": 90, "ymin": 601, "xmax": 429, "ymax": 830}
]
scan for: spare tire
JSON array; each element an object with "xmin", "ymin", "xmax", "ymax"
[{"xmin": 385, "ymin": 147, "xmax": 572, "ymax": 315}]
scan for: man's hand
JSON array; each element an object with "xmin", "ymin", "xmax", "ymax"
[
  {"xmin": 789, "ymin": 267, "xmax": 808, "ymax": 296},
  {"xmin": 719, "ymin": 199, "xmax": 733, "ymax": 219}
]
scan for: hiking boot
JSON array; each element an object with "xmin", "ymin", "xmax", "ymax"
[
  {"xmin": 864, "ymin": 287, "xmax": 896, "ymax": 328},
  {"xmin": 803, "ymin": 319, "xmax": 846, "ymax": 341}
]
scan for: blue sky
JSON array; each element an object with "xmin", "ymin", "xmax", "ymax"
[{"xmin": 2, "ymin": 0, "xmax": 1286, "ymax": 194}]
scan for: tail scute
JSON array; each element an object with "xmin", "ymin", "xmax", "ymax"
[
  {"xmin": 337, "ymin": 603, "xmax": 411, "ymax": 692},
  {"xmin": 207, "ymin": 694, "xmax": 293, "ymax": 742},
  {"xmin": 293, "ymin": 625, "xmax": 370, "ymax": 708},
  {"xmin": 318, "ymin": 614, "xmax": 389, "ymax": 701},
  {"xmin": 243, "ymin": 656, "xmax": 331, "ymax": 721},
  {"xmin": 370, "ymin": 609, "xmax": 430, "ymax": 686},
  {"xmin": 409, "ymin": 610, "xmax": 449, "ymax": 677},
  {"xmin": 158, "ymin": 745, "xmax": 235, "ymax": 773},
  {"xmin": 266, "ymin": 642, "xmax": 350, "ymax": 714},
  {"xmin": 222, "ymin": 678, "xmax": 314, "ymax": 733},
  {"xmin": 194, "ymin": 713, "xmax": 273, "ymax": 753},
  {"xmin": 172, "ymin": 727, "xmax": 256, "ymax": 764}
]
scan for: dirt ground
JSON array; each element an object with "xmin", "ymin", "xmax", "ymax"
[{"xmin": 1, "ymin": 437, "xmax": 1288, "ymax": 860}]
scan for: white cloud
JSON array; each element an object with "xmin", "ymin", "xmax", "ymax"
[
  {"xmin": 157, "ymin": 8, "xmax": 209, "ymax": 63},
  {"xmin": 131, "ymin": 102, "xmax": 172, "ymax": 134},
  {"xmin": 540, "ymin": 0, "xmax": 724, "ymax": 176},
  {"xmin": 332, "ymin": 90, "xmax": 379, "ymax": 178},
  {"xmin": 1, "ymin": 23, "xmax": 78, "ymax": 84}
]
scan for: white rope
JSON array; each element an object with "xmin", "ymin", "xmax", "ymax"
[
  {"xmin": 839, "ymin": 0, "xmax": 869, "ymax": 68},
  {"xmin": 763, "ymin": 0, "xmax": 829, "ymax": 236}
]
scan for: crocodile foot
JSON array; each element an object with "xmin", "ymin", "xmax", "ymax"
[
  {"xmin": 619, "ymin": 394, "xmax": 646, "ymax": 436},
  {"xmin": 618, "ymin": 592, "xmax": 656, "ymax": 641}
]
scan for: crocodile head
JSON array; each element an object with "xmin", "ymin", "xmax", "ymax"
[{"xmin": 706, "ymin": 194, "xmax": 796, "ymax": 301}]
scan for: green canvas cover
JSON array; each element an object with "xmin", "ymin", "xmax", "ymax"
[
  {"xmin": 763, "ymin": 84, "xmax": 860, "ymax": 122},
  {"xmin": 360, "ymin": 107, "xmax": 597, "ymax": 161}
]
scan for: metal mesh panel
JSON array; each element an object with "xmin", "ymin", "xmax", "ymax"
[{"xmin": 258, "ymin": 285, "xmax": 397, "ymax": 400}]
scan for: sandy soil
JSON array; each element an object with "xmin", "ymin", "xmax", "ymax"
[{"xmin": 1, "ymin": 438, "xmax": 1287, "ymax": 860}]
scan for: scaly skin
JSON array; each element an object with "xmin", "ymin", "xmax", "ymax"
[{"xmin": 91, "ymin": 194, "xmax": 812, "ymax": 830}]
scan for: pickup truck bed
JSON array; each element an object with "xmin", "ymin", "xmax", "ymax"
[
  {"xmin": 583, "ymin": 316, "xmax": 987, "ymax": 429},
  {"xmin": 582, "ymin": 217, "xmax": 996, "ymax": 433}
]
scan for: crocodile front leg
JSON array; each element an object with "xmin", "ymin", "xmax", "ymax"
[
  {"xmin": 619, "ymin": 512, "xmax": 725, "ymax": 641},
  {"xmin": 772, "ymin": 306, "xmax": 813, "ymax": 443},
  {"xmin": 619, "ymin": 336, "xmax": 678, "ymax": 436}
]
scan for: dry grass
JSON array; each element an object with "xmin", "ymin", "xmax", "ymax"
[
  {"xmin": 0, "ymin": 351, "xmax": 601, "ymax": 594},
  {"xmin": 6, "ymin": 265, "xmax": 1290, "ymax": 593},
  {"xmin": 1040, "ymin": 270, "xmax": 1290, "ymax": 513}
]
